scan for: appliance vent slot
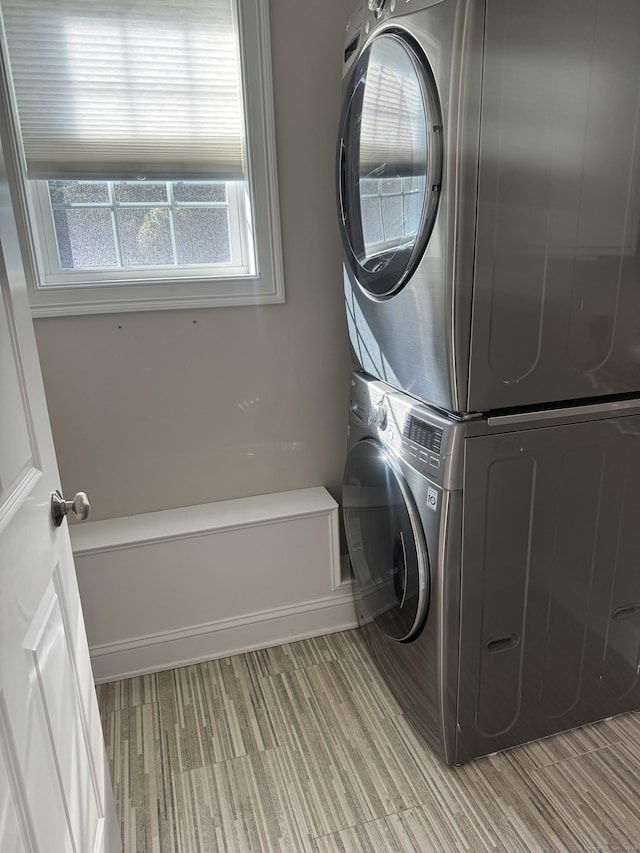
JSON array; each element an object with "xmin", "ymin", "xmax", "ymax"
[
  {"xmin": 486, "ymin": 633, "xmax": 519, "ymax": 653},
  {"xmin": 612, "ymin": 603, "xmax": 640, "ymax": 621}
]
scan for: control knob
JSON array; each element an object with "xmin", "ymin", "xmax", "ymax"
[
  {"xmin": 368, "ymin": 0, "xmax": 386, "ymax": 15},
  {"xmin": 368, "ymin": 404, "xmax": 387, "ymax": 431}
]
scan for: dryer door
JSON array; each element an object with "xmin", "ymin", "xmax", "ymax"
[
  {"xmin": 337, "ymin": 30, "xmax": 442, "ymax": 298},
  {"xmin": 343, "ymin": 438, "xmax": 430, "ymax": 641}
]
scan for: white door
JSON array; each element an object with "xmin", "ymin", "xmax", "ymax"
[{"xmin": 0, "ymin": 144, "xmax": 121, "ymax": 846}]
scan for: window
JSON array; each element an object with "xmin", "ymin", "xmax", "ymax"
[{"xmin": 0, "ymin": 0, "xmax": 283, "ymax": 315}]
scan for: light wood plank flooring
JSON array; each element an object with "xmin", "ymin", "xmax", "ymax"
[{"xmin": 96, "ymin": 629, "xmax": 640, "ymax": 852}]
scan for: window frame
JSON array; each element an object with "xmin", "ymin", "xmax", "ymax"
[{"xmin": 0, "ymin": 0, "xmax": 284, "ymax": 316}]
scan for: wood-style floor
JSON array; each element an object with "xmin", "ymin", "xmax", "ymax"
[{"xmin": 96, "ymin": 629, "xmax": 640, "ymax": 852}]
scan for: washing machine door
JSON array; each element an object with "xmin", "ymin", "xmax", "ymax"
[
  {"xmin": 337, "ymin": 30, "xmax": 442, "ymax": 299},
  {"xmin": 343, "ymin": 438, "xmax": 430, "ymax": 642}
]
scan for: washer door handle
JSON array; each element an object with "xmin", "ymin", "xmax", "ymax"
[{"xmin": 398, "ymin": 530, "xmax": 408, "ymax": 609}]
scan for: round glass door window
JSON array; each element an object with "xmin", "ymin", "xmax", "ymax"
[
  {"xmin": 337, "ymin": 31, "xmax": 443, "ymax": 298},
  {"xmin": 343, "ymin": 438, "xmax": 430, "ymax": 642}
]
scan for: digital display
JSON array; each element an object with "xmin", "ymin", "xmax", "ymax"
[{"xmin": 404, "ymin": 416, "xmax": 442, "ymax": 454}]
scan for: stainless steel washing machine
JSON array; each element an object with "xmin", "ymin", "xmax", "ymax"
[
  {"xmin": 344, "ymin": 371, "xmax": 640, "ymax": 764},
  {"xmin": 344, "ymin": 373, "xmax": 464, "ymax": 764},
  {"xmin": 338, "ymin": 0, "xmax": 640, "ymax": 414}
]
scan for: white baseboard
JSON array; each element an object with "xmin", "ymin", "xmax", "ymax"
[
  {"xmin": 70, "ymin": 487, "xmax": 356, "ymax": 683},
  {"xmin": 91, "ymin": 588, "xmax": 357, "ymax": 683}
]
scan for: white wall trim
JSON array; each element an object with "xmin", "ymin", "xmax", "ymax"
[
  {"xmin": 91, "ymin": 589, "xmax": 357, "ymax": 683},
  {"xmin": 71, "ymin": 486, "xmax": 339, "ymax": 556},
  {"xmin": 90, "ymin": 590, "xmax": 353, "ymax": 656},
  {"xmin": 71, "ymin": 487, "xmax": 355, "ymax": 683}
]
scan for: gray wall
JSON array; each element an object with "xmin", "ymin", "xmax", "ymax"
[{"xmin": 33, "ymin": 0, "xmax": 353, "ymax": 522}]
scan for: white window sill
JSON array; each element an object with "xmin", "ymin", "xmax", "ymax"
[{"xmin": 28, "ymin": 273, "xmax": 285, "ymax": 317}]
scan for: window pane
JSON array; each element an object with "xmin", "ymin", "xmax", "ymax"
[
  {"xmin": 45, "ymin": 180, "xmax": 239, "ymax": 271},
  {"xmin": 175, "ymin": 208, "xmax": 230, "ymax": 264},
  {"xmin": 116, "ymin": 208, "xmax": 173, "ymax": 266},
  {"xmin": 381, "ymin": 178, "xmax": 402, "ymax": 195},
  {"xmin": 49, "ymin": 181, "xmax": 109, "ymax": 205},
  {"xmin": 381, "ymin": 196, "xmax": 403, "ymax": 240},
  {"xmin": 173, "ymin": 182, "xmax": 227, "ymax": 203},
  {"xmin": 361, "ymin": 197, "xmax": 383, "ymax": 247},
  {"xmin": 114, "ymin": 182, "xmax": 168, "ymax": 204},
  {"xmin": 404, "ymin": 192, "xmax": 422, "ymax": 236},
  {"xmin": 359, "ymin": 179, "xmax": 380, "ymax": 197},
  {"xmin": 403, "ymin": 176, "xmax": 424, "ymax": 193},
  {"xmin": 53, "ymin": 208, "xmax": 116, "ymax": 268}
]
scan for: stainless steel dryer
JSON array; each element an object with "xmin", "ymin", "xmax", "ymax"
[
  {"xmin": 338, "ymin": 0, "xmax": 640, "ymax": 414},
  {"xmin": 344, "ymin": 371, "xmax": 640, "ymax": 764}
]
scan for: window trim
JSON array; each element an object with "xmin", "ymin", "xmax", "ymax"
[{"xmin": 0, "ymin": 0, "xmax": 284, "ymax": 316}]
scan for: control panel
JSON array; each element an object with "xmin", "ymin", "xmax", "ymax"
[
  {"xmin": 403, "ymin": 415, "xmax": 442, "ymax": 454},
  {"xmin": 348, "ymin": 371, "xmax": 456, "ymax": 485},
  {"xmin": 400, "ymin": 414, "xmax": 443, "ymax": 474}
]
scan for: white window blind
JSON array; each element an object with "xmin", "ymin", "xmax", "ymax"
[{"xmin": 1, "ymin": 0, "xmax": 246, "ymax": 181}]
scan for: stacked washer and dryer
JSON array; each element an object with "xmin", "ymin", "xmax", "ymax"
[{"xmin": 337, "ymin": 0, "xmax": 640, "ymax": 765}]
